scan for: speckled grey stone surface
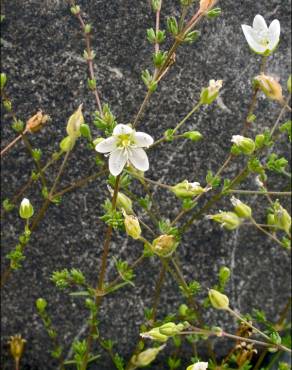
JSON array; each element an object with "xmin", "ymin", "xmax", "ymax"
[{"xmin": 1, "ymin": 0, "xmax": 291, "ymax": 369}]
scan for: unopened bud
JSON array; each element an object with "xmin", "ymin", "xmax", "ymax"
[
  {"xmin": 8, "ymin": 334, "xmax": 26, "ymax": 364},
  {"xmin": 182, "ymin": 131, "xmax": 203, "ymax": 142},
  {"xmin": 80, "ymin": 123, "xmax": 91, "ymax": 139},
  {"xmin": 19, "ymin": 198, "xmax": 34, "ymax": 219},
  {"xmin": 179, "ymin": 304, "xmax": 188, "ymax": 316},
  {"xmin": 130, "ymin": 345, "xmax": 166, "ymax": 368},
  {"xmin": 231, "ymin": 197, "xmax": 252, "ymax": 218},
  {"xmin": 254, "ymin": 74, "xmax": 284, "ymax": 103},
  {"xmin": 36, "ymin": 298, "xmax": 47, "ymax": 313},
  {"xmin": 219, "ymin": 266, "xmax": 231, "ymax": 285},
  {"xmin": 171, "ymin": 180, "xmax": 206, "ymax": 198},
  {"xmin": 231, "ymin": 135, "xmax": 255, "ymax": 155},
  {"xmin": 66, "ymin": 104, "xmax": 84, "ymax": 140},
  {"xmin": 274, "ymin": 201, "xmax": 291, "ymax": 235},
  {"xmin": 186, "ymin": 362, "xmax": 209, "ymax": 370},
  {"xmin": 60, "ymin": 136, "xmax": 75, "ymax": 152},
  {"xmin": 116, "ymin": 191, "xmax": 133, "ymax": 214},
  {"xmin": 159, "ymin": 322, "xmax": 186, "ymax": 336},
  {"xmin": 1, "ymin": 72, "xmax": 7, "ymax": 89},
  {"xmin": 152, "ymin": 234, "xmax": 178, "ymax": 257},
  {"xmin": 124, "ymin": 213, "xmax": 141, "ymax": 240},
  {"xmin": 70, "ymin": 5, "xmax": 80, "ymax": 15},
  {"xmin": 140, "ymin": 327, "xmax": 168, "ymax": 343},
  {"xmin": 26, "ymin": 111, "xmax": 49, "ymax": 133},
  {"xmin": 208, "ymin": 289, "xmax": 229, "ymax": 310},
  {"xmin": 200, "ymin": 79, "xmax": 223, "ymax": 105},
  {"xmin": 84, "ymin": 24, "xmax": 92, "ymax": 34},
  {"xmin": 207, "ymin": 211, "xmax": 241, "ymax": 230}
]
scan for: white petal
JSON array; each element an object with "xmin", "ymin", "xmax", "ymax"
[
  {"xmin": 241, "ymin": 25, "xmax": 266, "ymax": 53},
  {"xmin": 134, "ymin": 132, "xmax": 154, "ymax": 147},
  {"xmin": 95, "ymin": 137, "xmax": 117, "ymax": 153},
  {"xmin": 128, "ymin": 147, "xmax": 149, "ymax": 172},
  {"xmin": 109, "ymin": 148, "xmax": 128, "ymax": 176},
  {"xmin": 268, "ymin": 19, "xmax": 280, "ymax": 51},
  {"xmin": 253, "ymin": 14, "xmax": 268, "ymax": 31},
  {"xmin": 113, "ymin": 124, "xmax": 133, "ymax": 136}
]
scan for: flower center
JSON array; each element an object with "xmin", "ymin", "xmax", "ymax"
[
  {"xmin": 255, "ymin": 29, "xmax": 270, "ymax": 46},
  {"xmin": 116, "ymin": 133, "xmax": 134, "ymax": 148}
]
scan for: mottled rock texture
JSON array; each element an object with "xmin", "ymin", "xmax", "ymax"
[{"xmin": 1, "ymin": 0, "xmax": 291, "ymax": 369}]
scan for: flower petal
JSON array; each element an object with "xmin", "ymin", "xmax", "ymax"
[
  {"xmin": 134, "ymin": 132, "xmax": 154, "ymax": 148},
  {"xmin": 109, "ymin": 148, "xmax": 128, "ymax": 176},
  {"xmin": 268, "ymin": 19, "xmax": 280, "ymax": 51},
  {"xmin": 241, "ymin": 25, "xmax": 266, "ymax": 53},
  {"xmin": 113, "ymin": 124, "xmax": 133, "ymax": 136},
  {"xmin": 95, "ymin": 137, "xmax": 117, "ymax": 153},
  {"xmin": 128, "ymin": 147, "xmax": 149, "ymax": 172},
  {"xmin": 253, "ymin": 14, "xmax": 268, "ymax": 31}
]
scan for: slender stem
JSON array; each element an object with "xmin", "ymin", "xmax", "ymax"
[
  {"xmin": 228, "ymin": 190, "xmax": 291, "ymax": 196},
  {"xmin": 1, "ymin": 130, "xmax": 27, "ymax": 157},
  {"xmin": 173, "ymin": 102, "xmax": 202, "ymax": 135},
  {"xmin": 150, "ymin": 264, "xmax": 166, "ymax": 323},
  {"xmin": 250, "ymin": 217, "xmax": 283, "ymax": 247}
]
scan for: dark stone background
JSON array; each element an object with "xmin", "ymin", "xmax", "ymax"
[{"xmin": 1, "ymin": 0, "xmax": 291, "ymax": 369}]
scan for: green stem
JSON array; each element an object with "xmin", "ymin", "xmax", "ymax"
[
  {"xmin": 250, "ymin": 217, "xmax": 283, "ymax": 247},
  {"xmin": 228, "ymin": 190, "xmax": 291, "ymax": 196}
]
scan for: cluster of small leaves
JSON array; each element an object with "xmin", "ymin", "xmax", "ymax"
[
  {"xmin": 6, "ymin": 227, "xmax": 31, "ymax": 269},
  {"xmin": 2, "ymin": 198, "xmax": 15, "ymax": 212},
  {"xmin": 141, "ymin": 70, "xmax": 157, "ymax": 92},
  {"xmin": 51, "ymin": 268, "xmax": 86, "ymax": 289},
  {"xmin": 100, "ymin": 340, "xmax": 125, "ymax": 370},
  {"xmin": 206, "ymin": 170, "xmax": 221, "ymax": 188},
  {"xmin": 280, "ymin": 120, "xmax": 292, "ymax": 142},
  {"xmin": 108, "ymin": 173, "xmax": 131, "ymax": 190},
  {"xmin": 93, "ymin": 104, "xmax": 116, "ymax": 136},
  {"xmin": 138, "ymin": 194, "xmax": 152, "ymax": 211},
  {"xmin": 114, "ymin": 258, "xmax": 135, "ymax": 286},
  {"xmin": 100, "ymin": 199, "xmax": 124, "ymax": 229},
  {"xmin": 179, "ymin": 280, "xmax": 201, "ymax": 298},
  {"xmin": 266, "ymin": 153, "xmax": 288, "ymax": 174},
  {"xmin": 158, "ymin": 218, "xmax": 180, "ymax": 238}
]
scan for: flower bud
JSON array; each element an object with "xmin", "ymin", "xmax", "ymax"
[
  {"xmin": 60, "ymin": 136, "xmax": 75, "ymax": 152},
  {"xmin": 26, "ymin": 111, "xmax": 49, "ymax": 133},
  {"xmin": 8, "ymin": 334, "xmax": 26, "ymax": 364},
  {"xmin": 130, "ymin": 345, "xmax": 166, "ymax": 368},
  {"xmin": 200, "ymin": 79, "xmax": 223, "ymax": 105},
  {"xmin": 200, "ymin": 0, "xmax": 215, "ymax": 12},
  {"xmin": 19, "ymin": 198, "xmax": 34, "ymax": 219},
  {"xmin": 151, "ymin": 234, "xmax": 178, "ymax": 257},
  {"xmin": 207, "ymin": 211, "xmax": 241, "ymax": 230},
  {"xmin": 116, "ymin": 191, "xmax": 133, "ymax": 214},
  {"xmin": 80, "ymin": 123, "xmax": 91, "ymax": 139},
  {"xmin": 231, "ymin": 135, "xmax": 255, "ymax": 155},
  {"xmin": 219, "ymin": 266, "xmax": 231, "ymax": 285},
  {"xmin": 140, "ymin": 327, "xmax": 168, "ymax": 343},
  {"xmin": 231, "ymin": 197, "xmax": 252, "ymax": 219},
  {"xmin": 158, "ymin": 322, "xmax": 186, "ymax": 336},
  {"xmin": 1, "ymin": 72, "xmax": 7, "ymax": 90},
  {"xmin": 182, "ymin": 131, "xmax": 203, "ymax": 142},
  {"xmin": 84, "ymin": 24, "xmax": 92, "ymax": 34},
  {"xmin": 70, "ymin": 5, "xmax": 80, "ymax": 15},
  {"xmin": 186, "ymin": 362, "xmax": 209, "ymax": 370},
  {"xmin": 179, "ymin": 304, "xmax": 188, "ymax": 317},
  {"xmin": 171, "ymin": 180, "xmax": 206, "ymax": 198},
  {"xmin": 254, "ymin": 74, "xmax": 284, "ymax": 102},
  {"xmin": 124, "ymin": 213, "xmax": 141, "ymax": 240},
  {"xmin": 66, "ymin": 104, "xmax": 84, "ymax": 140},
  {"xmin": 274, "ymin": 201, "xmax": 291, "ymax": 235},
  {"xmin": 208, "ymin": 289, "xmax": 229, "ymax": 310},
  {"xmin": 36, "ymin": 298, "xmax": 47, "ymax": 313}
]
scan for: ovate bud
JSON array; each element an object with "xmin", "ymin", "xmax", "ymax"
[
  {"xmin": 274, "ymin": 201, "xmax": 291, "ymax": 235},
  {"xmin": 66, "ymin": 104, "xmax": 84, "ymax": 140},
  {"xmin": 60, "ymin": 136, "xmax": 75, "ymax": 152},
  {"xmin": 208, "ymin": 289, "xmax": 229, "ymax": 310},
  {"xmin": 219, "ymin": 266, "xmax": 231, "ymax": 285},
  {"xmin": 19, "ymin": 198, "xmax": 34, "ymax": 219},
  {"xmin": 231, "ymin": 197, "xmax": 252, "ymax": 219},
  {"xmin": 8, "ymin": 335, "xmax": 26, "ymax": 364},
  {"xmin": 171, "ymin": 180, "xmax": 206, "ymax": 198},
  {"xmin": 182, "ymin": 131, "xmax": 203, "ymax": 142},
  {"xmin": 186, "ymin": 362, "xmax": 209, "ymax": 370},
  {"xmin": 231, "ymin": 135, "xmax": 255, "ymax": 155},
  {"xmin": 158, "ymin": 322, "xmax": 186, "ymax": 336},
  {"xmin": 124, "ymin": 213, "xmax": 141, "ymax": 240},
  {"xmin": 254, "ymin": 74, "xmax": 284, "ymax": 103},
  {"xmin": 207, "ymin": 211, "xmax": 241, "ymax": 230},
  {"xmin": 152, "ymin": 234, "xmax": 178, "ymax": 257},
  {"xmin": 200, "ymin": 79, "xmax": 223, "ymax": 105},
  {"xmin": 140, "ymin": 327, "xmax": 168, "ymax": 343},
  {"xmin": 36, "ymin": 298, "xmax": 47, "ymax": 313},
  {"xmin": 116, "ymin": 192, "xmax": 133, "ymax": 214},
  {"xmin": 130, "ymin": 345, "xmax": 166, "ymax": 368}
]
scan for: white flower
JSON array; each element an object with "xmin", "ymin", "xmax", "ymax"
[
  {"xmin": 186, "ymin": 362, "xmax": 209, "ymax": 370},
  {"xmin": 231, "ymin": 135, "xmax": 244, "ymax": 146},
  {"xmin": 95, "ymin": 124, "xmax": 154, "ymax": 176},
  {"xmin": 241, "ymin": 15, "xmax": 280, "ymax": 55}
]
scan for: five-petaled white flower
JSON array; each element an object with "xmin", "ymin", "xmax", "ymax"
[
  {"xmin": 241, "ymin": 14, "xmax": 280, "ymax": 55},
  {"xmin": 95, "ymin": 124, "xmax": 154, "ymax": 176}
]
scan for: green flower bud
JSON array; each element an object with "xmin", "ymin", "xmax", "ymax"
[
  {"xmin": 84, "ymin": 24, "xmax": 92, "ymax": 34},
  {"xmin": 19, "ymin": 198, "xmax": 34, "ymax": 219},
  {"xmin": 208, "ymin": 289, "xmax": 229, "ymax": 310},
  {"xmin": 151, "ymin": 0, "xmax": 161, "ymax": 11},
  {"xmin": 60, "ymin": 136, "xmax": 75, "ymax": 152},
  {"xmin": 1, "ymin": 72, "xmax": 7, "ymax": 90},
  {"xmin": 70, "ymin": 5, "xmax": 80, "ymax": 15},
  {"xmin": 200, "ymin": 79, "xmax": 223, "ymax": 105},
  {"xmin": 158, "ymin": 322, "xmax": 186, "ymax": 336},
  {"xmin": 12, "ymin": 119, "xmax": 24, "ymax": 133},
  {"xmin": 255, "ymin": 134, "xmax": 265, "ymax": 149},
  {"xmin": 36, "ymin": 298, "xmax": 47, "ymax": 312},
  {"xmin": 254, "ymin": 74, "xmax": 284, "ymax": 102},
  {"xmin": 140, "ymin": 327, "xmax": 168, "ymax": 343},
  {"xmin": 116, "ymin": 192, "xmax": 133, "ymax": 214},
  {"xmin": 130, "ymin": 345, "xmax": 166, "ymax": 368},
  {"xmin": 151, "ymin": 234, "xmax": 178, "ymax": 257},
  {"xmin": 124, "ymin": 213, "xmax": 141, "ymax": 240},
  {"xmin": 231, "ymin": 197, "xmax": 252, "ymax": 219},
  {"xmin": 287, "ymin": 75, "xmax": 292, "ymax": 93},
  {"xmin": 274, "ymin": 201, "xmax": 291, "ymax": 235},
  {"xmin": 231, "ymin": 135, "xmax": 255, "ymax": 155},
  {"xmin": 219, "ymin": 266, "xmax": 231, "ymax": 285},
  {"xmin": 80, "ymin": 123, "xmax": 91, "ymax": 139},
  {"xmin": 66, "ymin": 104, "xmax": 84, "ymax": 139},
  {"xmin": 179, "ymin": 304, "xmax": 188, "ymax": 317},
  {"xmin": 3, "ymin": 99, "xmax": 12, "ymax": 112},
  {"xmin": 171, "ymin": 180, "xmax": 206, "ymax": 198},
  {"xmin": 182, "ymin": 131, "xmax": 203, "ymax": 142},
  {"xmin": 207, "ymin": 211, "xmax": 241, "ymax": 230}
]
